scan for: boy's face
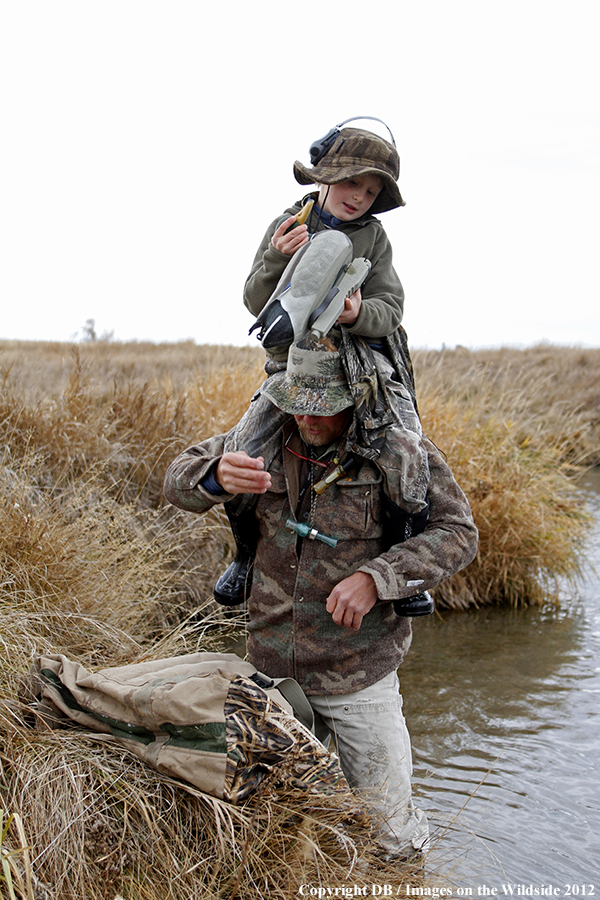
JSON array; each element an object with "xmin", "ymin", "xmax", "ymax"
[{"xmin": 318, "ymin": 173, "xmax": 383, "ymax": 221}]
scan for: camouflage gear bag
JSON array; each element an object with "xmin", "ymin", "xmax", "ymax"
[{"xmin": 28, "ymin": 652, "xmax": 351, "ymax": 803}]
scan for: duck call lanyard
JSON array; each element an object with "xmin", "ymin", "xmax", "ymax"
[{"xmin": 284, "ymin": 428, "xmax": 353, "ymax": 547}]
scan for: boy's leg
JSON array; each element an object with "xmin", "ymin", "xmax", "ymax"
[
  {"xmin": 213, "ymin": 389, "xmax": 287, "ymax": 606},
  {"xmin": 310, "ymin": 671, "xmax": 429, "ymax": 859}
]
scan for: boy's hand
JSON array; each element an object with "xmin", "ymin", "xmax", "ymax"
[
  {"xmin": 337, "ymin": 289, "xmax": 362, "ymax": 326},
  {"xmin": 271, "ymin": 216, "xmax": 309, "ymax": 256},
  {"xmin": 215, "ymin": 452, "xmax": 271, "ymax": 495}
]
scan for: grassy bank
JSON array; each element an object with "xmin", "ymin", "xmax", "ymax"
[{"xmin": 0, "ymin": 338, "xmax": 597, "ymax": 897}]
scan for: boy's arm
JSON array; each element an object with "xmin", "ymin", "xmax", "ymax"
[
  {"xmin": 343, "ymin": 227, "xmax": 405, "ymax": 337},
  {"xmin": 244, "ymin": 209, "xmax": 303, "ymax": 316},
  {"xmin": 245, "ymin": 213, "xmax": 405, "ymax": 335}
]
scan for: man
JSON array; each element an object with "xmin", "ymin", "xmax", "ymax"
[{"xmin": 163, "ymin": 335, "xmax": 478, "ymax": 862}]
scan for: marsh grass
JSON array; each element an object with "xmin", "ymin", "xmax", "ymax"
[
  {"xmin": 419, "ymin": 394, "xmax": 590, "ymax": 608},
  {"xmin": 0, "ymin": 338, "xmax": 597, "ymax": 896},
  {"xmin": 1, "ymin": 649, "xmax": 424, "ymax": 899},
  {"xmin": 412, "ymin": 344, "xmax": 597, "ymax": 607},
  {"xmin": 414, "ymin": 344, "xmax": 600, "ymax": 467}
]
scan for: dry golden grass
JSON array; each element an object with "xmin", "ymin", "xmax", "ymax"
[
  {"xmin": 0, "ymin": 712, "xmax": 424, "ymax": 899},
  {"xmin": 418, "ymin": 394, "xmax": 590, "ymax": 608},
  {"xmin": 0, "ymin": 340, "xmax": 262, "ymax": 401},
  {"xmin": 413, "ymin": 343, "xmax": 600, "ymax": 467},
  {"xmin": 0, "ymin": 337, "xmax": 597, "ymax": 897},
  {"xmin": 411, "ymin": 343, "xmax": 598, "ymax": 607}
]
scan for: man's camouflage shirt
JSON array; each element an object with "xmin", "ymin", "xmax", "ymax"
[{"xmin": 163, "ymin": 404, "xmax": 478, "ymax": 696}]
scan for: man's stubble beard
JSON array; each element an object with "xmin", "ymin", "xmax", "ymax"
[{"xmin": 296, "ymin": 425, "xmax": 330, "ymax": 448}]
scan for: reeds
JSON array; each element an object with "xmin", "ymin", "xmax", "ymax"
[
  {"xmin": 0, "ymin": 722, "xmax": 420, "ymax": 899},
  {"xmin": 414, "ymin": 343, "xmax": 600, "ymax": 467},
  {"xmin": 411, "ymin": 344, "xmax": 597, "ymax": 607},
  {"xmin": 418, "ymin": 393, "xmax": 591, "ymax": 608}
]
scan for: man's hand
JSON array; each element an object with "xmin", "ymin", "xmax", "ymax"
[
  {"xmin": 337, "ymin": 289, "xmax": 362, "ymax": 326},
  {"xmin": 271, "ymin": 216, "xmax": 309, "ymax": 256},
  {"xmin": 215, "ymin": 451, "xmax": 271, "ymax": 495},
  {"xmin": 326, "ymin": 571, "xmax": 378, "ymax": 631}
]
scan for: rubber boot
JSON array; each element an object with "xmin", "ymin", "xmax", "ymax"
[
  {"xmin": 393, "ymin": 592, "xmax": 434, "ymax": 617},
  {"xmin": 213, "ymin": 503, "xmax": 258, "ymax": 606}
]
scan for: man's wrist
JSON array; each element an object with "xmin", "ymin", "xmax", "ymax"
[{"xmin": 200, "ymin": 462, "xmax": 223, "ymax": 495}]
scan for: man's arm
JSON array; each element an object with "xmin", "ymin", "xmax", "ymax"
[
  {"xmin": 325, "ymin": 438, "xmax": 477, "ymax": 632},
  {"xmin": 163, "ymin": 441, "xmax": 270, "ymax": 514},
  {"xmin": 358, "ymin": 438, "xmax": 478, "ymax": 602},
  {"xmin": 214, "ymin": 452, "xmax": 271, "ymax": 494},
  {"xmin": 326, "ymin": 571, "xmax": 378, "ymax": 632}
]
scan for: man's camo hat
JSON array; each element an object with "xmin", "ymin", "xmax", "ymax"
[
  {"xmin": 262, "ymin": 335, "xmax": 354, "ymax": 416},
  {"xmin": 293, "ymin": 127, "xmax": 404, "ymax": 214}
]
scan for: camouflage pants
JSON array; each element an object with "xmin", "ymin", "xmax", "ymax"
[{"xmin": 309, "ymin": 670, "xmax": 429, "ymax": 857}]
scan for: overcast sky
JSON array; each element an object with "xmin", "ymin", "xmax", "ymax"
[{"xmin": 1, "ymin": 1, "xmax": 598, "ymax": 350}]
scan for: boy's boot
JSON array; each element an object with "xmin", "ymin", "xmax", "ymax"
[
  {"xmin": 382, "ymin": 495, "xmax": 434, "ymax": 617},
  {"xmin": 213, "ymin": 503, "xmax": 258, "ymax": 606},
  {"xmin": 393, "ymin": 592, "xmax": 434, "ymax": 617}
]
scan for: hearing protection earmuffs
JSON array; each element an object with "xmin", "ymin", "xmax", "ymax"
[{"xmin": 309, "ymin": 116, "xmax": 397, "ymax": 166}]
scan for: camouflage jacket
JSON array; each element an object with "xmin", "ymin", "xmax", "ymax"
[
  {"xmin": 163, "ymin": 412, "xmax": 478, "ymax": 696},
  {"xmin": 244, "ymin": 195, "xmax": 404, "ymax": 362}
]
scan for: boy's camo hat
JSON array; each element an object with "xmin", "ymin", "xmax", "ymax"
[
  {"xmin": 262, "ymin": 335, "xmax": 354, "ymax": 416},
  {"xmin": 293, "ymin": 127, "xmax": 404, "ymax": 214}
]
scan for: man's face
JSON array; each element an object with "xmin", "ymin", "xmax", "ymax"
[
  {"xmin": 318, "ymin": 173, "xmax": 383, "ymax": 221},
  {"xmin": 294, "ymin": 408, "xmax": 353, "ymax": 447}
]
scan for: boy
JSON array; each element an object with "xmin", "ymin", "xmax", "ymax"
[{"xmin": 244, "ymin": 122, "xmax": 407, "ymax": 368}]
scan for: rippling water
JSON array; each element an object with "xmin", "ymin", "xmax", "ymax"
[{"xmin": 401, "ymin": 469, "xmax": 600, "ymax": 887}]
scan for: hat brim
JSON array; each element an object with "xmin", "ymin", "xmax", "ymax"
[
  {"xmin": 262, "ymin": 371, "xmax": 354, "ymax": 416},
  {"xmin": 293, "ymin": 161, "xmax": 404, "ymax": 213}
]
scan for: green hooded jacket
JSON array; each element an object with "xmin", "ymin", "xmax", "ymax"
[{"xmin": 244, "ymin": 194, "xmax": 404, "ymax": 362}]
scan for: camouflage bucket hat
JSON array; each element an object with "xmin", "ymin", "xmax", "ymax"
[
  {"xmin": 293, "ymin": 127, "xmax": 404, "ymax": 214},
  {"xmin": 262, "ymin": 336, "xmax": 354, "ymax": 416}
]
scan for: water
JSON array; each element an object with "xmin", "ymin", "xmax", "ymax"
[{"xmin": 401, "ymin": 468, "xmax": 600, "ymax": 888}]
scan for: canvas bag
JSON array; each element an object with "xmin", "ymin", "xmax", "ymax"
[{"xmin": 30, "ymin": 651, "xmax": 349, "ymax": 804}]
